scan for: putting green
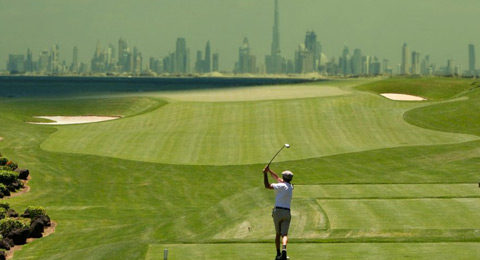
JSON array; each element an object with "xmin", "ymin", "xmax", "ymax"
[
  {"xmin": 38, "ymin": 92, "xmax": 478, "ymax": 165},
  {"xmin": 151, "ymin": 84, "xmax": 351, "ymax": 102}
]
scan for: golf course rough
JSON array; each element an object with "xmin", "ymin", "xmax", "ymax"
[{"xmin": 0, "ymin": 77, "xmax": 479, "ymax": 259}]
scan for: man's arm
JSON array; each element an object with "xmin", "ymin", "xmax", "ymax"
[
  {"xmin": 263, "ymin": 166, "xmax": 274, "ymax": 189},
  {"xmin": 266, "ymin": 166, "xmax": 284, "ymax": 183}
]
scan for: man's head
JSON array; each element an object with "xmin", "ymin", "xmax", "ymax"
[{"xmin": 282, "ymin": 170, "xmax": 294, "ymax": 183}]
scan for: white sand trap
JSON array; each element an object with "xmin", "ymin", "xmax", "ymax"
[
  {"xmin": 0, "ymin": 137, "xmax": 3, "ymax": 142},
  {"xmin": 30, "ymin": 116, "xmax": 120, "ymax": 125},
  {"xmin": 381, "ymin": 93, "xmax": 426, "ymax": 101}
]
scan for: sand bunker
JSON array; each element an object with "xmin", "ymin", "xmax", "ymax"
[
  {"xmin": 381, "ymin": 93, "xmax": 426, "ymax": 101},
  {"xmin": 0, "ymin": 137, "xmax": 3, "ymax": 142},
  {"xmin": 30, "ymin": 116, "xmax": 120, "ymax": 125}
]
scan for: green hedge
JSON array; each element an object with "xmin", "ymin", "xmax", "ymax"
[
  {"xmin": 0, "ymin": 202, "xmax": 9, "ymax": 211},
  {"xmin": 0, "ymin": 218, "xmax": 29, "ymax": 237},
  {"xmin": 24, "ymin": 206, "xmax": 47, "ymax": 219},
  {"xmin": 0, "ymin": 208, "xmax": 6, "ymax": 220},
  {"xmin": 0, "ymin": 171, "xmax": 18, "ymax": 186},
  {"xmin": 0, "ymin": 158, "xmax": 7, "ymax": 166}
]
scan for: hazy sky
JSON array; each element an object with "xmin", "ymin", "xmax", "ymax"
[{"xmin": 1, "ymin": 0, "xmax": 479, "ymax": 71}]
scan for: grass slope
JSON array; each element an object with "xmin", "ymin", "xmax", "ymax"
[
  {"xmin": 37, "ymin": 87, "xmax": 477, "ymax": 165},
  {"xmin": 0, "ymin": 77, "xmax": 479, "ymax": 259}
]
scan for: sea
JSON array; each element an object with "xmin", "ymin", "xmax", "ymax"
[{"xmin": 0, "ymin": 76, "xmax": 316, "ymax": 98}]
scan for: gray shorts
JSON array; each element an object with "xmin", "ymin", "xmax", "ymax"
[{"xmin": 272, "ymin": 208, "xmax": 291, "ymax": 236}]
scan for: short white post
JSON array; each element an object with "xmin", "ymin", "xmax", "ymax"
[{"xmin": 164, "ymin": 248, "xmax": 168, "ymax": 260}]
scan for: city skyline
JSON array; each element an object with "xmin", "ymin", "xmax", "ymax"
[{"xmin": 1, "ymin": 0, "xmax": 480, "ymax": 72}]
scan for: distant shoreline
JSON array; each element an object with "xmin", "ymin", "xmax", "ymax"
[{"xmin": 0, "ymin": 75, "xmax": 324, "ymax": 98}]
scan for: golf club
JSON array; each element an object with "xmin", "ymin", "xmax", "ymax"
[{"xmin": 267, "ymin": 144, "xmax": 290, "ymax": 168}]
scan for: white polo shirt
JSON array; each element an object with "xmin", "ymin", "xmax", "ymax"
[{"xmin": 272, "ymin": 182, "xmax": 293, "ymax": 209}]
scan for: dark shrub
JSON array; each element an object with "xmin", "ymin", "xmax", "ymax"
[
  {"xmin": 0, "ymin": 171, "xmax": 18, "ymax": 186},
  {"xmin": 33, "ymin": 215, "xmax": 51, "ymax": 227},
  {"xmin": 0, "ymin": 185, "xmax": 9, "ymax": 197},
  {"xmin": 4, "ymin": 162, "xmax": 17, "ymax": 171},
  {"xmin": 0, "ymin": 202, "xmax": 8, "ymax": 211},
  {"xmin": 0, "ymin": 159, "xmax": 6, "ymax": 166},
  {"xmin": 23, "ymin": 206, "xmax": 47, "ymax": 219},
  {"xmin": 7, "ymin": 228, "xmax": 29, "ymax": 245},
  {"xmin": 29, "ymin": 219, "xmax": 44, "ymax": 238},
  {"xmin": 0, "ymin": 209, "xmax": 6, "ymax": 220},
  {"xmin": 0, "ymin": 218, "xmax": 29, "ymax": 237},
  {"xmin": 6, "ymin": 209, "xmax": 17, "ymax": 218},
  {"xmin": 14, "ymin": 169, "xmax": 29, "ymax": 180},
  {"xmin": 0, "ymin": 239, "xmax": 10, "ymax": 250}
]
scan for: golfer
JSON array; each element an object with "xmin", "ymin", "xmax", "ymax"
[{"xmin": 263, "ymin": 165, "xmax": 294, "ymax": 260}]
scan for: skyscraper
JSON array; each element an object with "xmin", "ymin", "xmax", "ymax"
[
  {"xmin": 304, "ymin": 31, "xmax": 321, "ymax": 71},
  {"xmin": 175, "ymin": 38, "xmax": 188, "ymax": 73},
  {"xmin": 212, "ymin": 53, "xmax": 219, "ymax": 72},
  {"xmin": 118, "ymin": 38, "xmax": 129, "ymax": 72},
  {"xmin": 204, "ymin": 41, "xmax": 211, "ymax": 73},
  {"xmin": 25, "ymin": 48, "xmax": 33, "ymax": 72},
  {"xmin": 401, "ymin": 43, "xmax": 410, "ymax": 75},
  {"xmin": 340, "ymin": 46, "xmax": 351, "ymax": 75},
  {"xmin": 411, "ymin": 51, "xmax": 420, "ymax": 75},
  {"xmin": 71, "ymin": 46, "xmax": 78, "ymax": 72},
  {"xmin": 237, "ymin": 37, "xmax": 252, "ymax": 73},
  {"xmin": 49, "ymin": 44, "xmax": 60, "ymax": 72},
  {"xmin": 195, "ymin": 50, "xmax": 203, "ymax": 73},
  {"xmin": 351, "ymin": 48, "xmax": 362, "ymax": 75},
  {"xmin": 468, "ymin": 44, "xmax": 476, "ymax": 76},
  {"xmin": 266, "ymin": 0, "xmax": 283, "ymax": 74},
  {"xmin": 7, "ymin": 54, "xmax": 25, "ymax": 73}
]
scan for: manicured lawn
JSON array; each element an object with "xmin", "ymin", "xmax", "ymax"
[{"xmin": 0, "ymin": 77, "xmax": 479, "ymax": 259}]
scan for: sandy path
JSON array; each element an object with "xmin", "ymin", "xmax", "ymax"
[{"xmin": 381, "ymin": 93, "xmax": 426, "ymax": 101}]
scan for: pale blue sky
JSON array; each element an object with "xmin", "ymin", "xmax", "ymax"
[{"xmin": 1, "ymin": 0, "xmax": 479, "ymax": 71}]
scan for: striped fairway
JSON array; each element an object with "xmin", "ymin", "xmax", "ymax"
[
  {"xmin": 294, "ymin": 184, "xmax": 480, "ymax": 199},
  {"xmin": 319, "ymin": 198, "xmax": 480, "ymax": 230},
  {"xmin": 38, "ymin": 92, "xmax": 478, "ymax": 165},
  {"xmin": 2, "ymin": 77, "xmax": 480, "ymax": 260},
  {"xmin": 146, "ymin": 243, "xmax": 480, "ymax": 260}
]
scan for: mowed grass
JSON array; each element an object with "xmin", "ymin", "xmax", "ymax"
[
  {"xmin": 0, "ymin": 77, "xmax": 479, "ymax": 259},
  {"xmin": 36, "ymin": 85, "xmax": 477, "ymax": 165},
  {"xmin": 147, "ymin": 243, "xmax": 480, "ymax": 260}
]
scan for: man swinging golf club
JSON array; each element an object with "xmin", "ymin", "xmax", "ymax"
[{"xmin": 263, "ymin": 164, "xmax": 294, "ymax": 260}]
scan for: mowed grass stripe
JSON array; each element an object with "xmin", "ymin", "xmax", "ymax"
[
  {"xmin": 295, "ymin": 184, "xmax": 480, "ymax": 199},
  {"xmin": 147, "ymin": 243, "xmax": 480, "ymax": 260},
  {"xmin": 319, "ymin": 198, "xmax": 480, "ymax": 229},
  {"xmin": 39, "ymin": 93, "xmax": 478, "ymax": 165}
]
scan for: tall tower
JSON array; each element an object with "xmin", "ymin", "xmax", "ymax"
[
  {"xmin": 238, "ymin": 37, "xmax": 251, "ymax": 73},
  {"xmin": 204, "ymin": 41, "xmax": 211, "ymax": 73},
  {"xmin": 401, "ymin": 43, "xmax": 410, "ymax": 75},
  {"xmin": 176, "ymin": 38, "xmax": 187, "ymax": 73},
  {"xmin": 468, "ymin": 44, "xmax": 476, "ymax": 75},
  {"xmin": 71, "ymin": 46, "xmax": 78, "ymax": 72},
  {"xmin": 411, "ymin": 51, "xmax": 420, "ymax": 75},
  {"xmin": 25, "ymin": 48, "xmax": 33, "ymax": 72},
  {"xmin": 212, "ymin": 53, "xmax": 219, "ymax": 72},
  {"xmin": 272, "ymin": 0, "xmax": 280, "ymax": 57},
  {"xmin": 266, "ymin": 0, "xmax": 282, "ymax": 74}
]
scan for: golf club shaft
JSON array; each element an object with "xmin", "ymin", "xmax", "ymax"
[{"xmin": 267, "ymin": 146, "xmax": 286, "ymax": 167}]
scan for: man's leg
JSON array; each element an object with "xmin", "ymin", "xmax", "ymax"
[
  {"xmin": 282, "ymin": 235, "xmax": 288, "ymax": 248},
  {"xmin": 275, "ymin": 233, "xmax": 281, "ymax": 258},
  {"xmin": 281, "ymin": 235, "xmax": 288, "ymax": 259}
]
